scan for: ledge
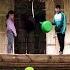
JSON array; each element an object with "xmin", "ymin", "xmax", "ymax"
[{"xmin": 0, "ymin": 54, "xmax": 70, "ymax": 69}]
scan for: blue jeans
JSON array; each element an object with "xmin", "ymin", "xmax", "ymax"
[{"xmin": 7, "ymin": 30, "xmax": 14, "ymax": 53}]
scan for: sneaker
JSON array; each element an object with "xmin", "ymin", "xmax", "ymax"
[{"xmin": 59, "ymin": 51, "xmax": 63, "ymax": 55}]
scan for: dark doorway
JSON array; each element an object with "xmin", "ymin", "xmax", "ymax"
[{"xmin": 14, "ymin": 0, "xmax": 46, "ymax": 54}]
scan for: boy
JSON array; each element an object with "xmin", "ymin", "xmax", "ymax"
[{"xmin": 53, "ymin": 5, "xmax": 67, "ymax": 55}]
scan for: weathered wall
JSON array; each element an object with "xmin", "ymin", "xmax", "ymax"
[
  {"xmin": 0, "ymin": 0, "xmax": 14, "ymax": 53},
  {"xmin": 0, "ymin": 0, "xmax": 70, "ymax": 54},
  {"xmin": 64, "ymin": 0, "xmax": 70, "ymax": 23},
  {"xmin": 45, "ymin": 0, "xmax": 70, "ymax": 55}
]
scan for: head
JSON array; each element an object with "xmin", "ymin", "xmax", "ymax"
[
  {"xmin": 55, "ymin": 5, "xmax": 61, "ymax": 13},
  {"xmin": 6, "ymin": 10, "xmax": 14, "ymax": 20}
]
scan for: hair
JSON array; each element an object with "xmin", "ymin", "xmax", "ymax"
[
  {"xmin": 55, "ymin": 5, "xmax": 61, "ymax": 9},
  {"xmin": 6, "ymin": 10, "xmax": 14, "ymax": 19}
]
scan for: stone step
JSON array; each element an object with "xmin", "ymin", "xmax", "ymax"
[{"xmin": 0, "ymin": 54, "xmax": 70, "ymax": 70}]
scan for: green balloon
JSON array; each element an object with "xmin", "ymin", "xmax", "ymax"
[
  {"xmin": 41, "ymin": 21, "xmax": 52, "ymax": 33},
  {"xmin": 25, "ymin": 67, "xmax": 34, "ymax": 70}
]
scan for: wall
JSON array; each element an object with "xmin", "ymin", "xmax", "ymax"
[
  {"xmin": 64, "ymin": 0, "xmax": 70, "ymax": 23},
  {"xmin": 0, "ymin": 0, "xmax": 14, "ymax": 53},
  {"xmin": 45, "ymin": 0, "xmax": 70, "ymax": 55},
  {"xmin": 0, "ymin": 0, "xmax": 70, "ymax": 54}
]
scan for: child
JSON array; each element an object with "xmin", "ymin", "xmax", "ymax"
[
  {"xmin": 53, "ymin": 5, "xmax": 67, "ymax": 55},
  {"xmin": 6, "ymin": 10, "xmax": 17, "ymax": 53}
]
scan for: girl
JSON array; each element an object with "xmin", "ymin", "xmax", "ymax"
[{"xmin": 6, "ymin": 10, "xmax": 17, "ymax": 53}]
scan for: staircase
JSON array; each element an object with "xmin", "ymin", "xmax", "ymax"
[{"xmin": 0, "ymin": 54, "xmax": 70, "ymax": 70}]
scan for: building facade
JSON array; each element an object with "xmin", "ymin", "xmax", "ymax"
[{"xmin": 0, "ymin": 0, "xmax": 70, "ymax": 54}]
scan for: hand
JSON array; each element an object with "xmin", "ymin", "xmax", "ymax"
[
  {"xmin": 15, "ymin": 33, "xmax": 17, "ymax": 37},
  {"xmin": 62, "ymin": 31, "xmax": 65, "ymax": 34}
]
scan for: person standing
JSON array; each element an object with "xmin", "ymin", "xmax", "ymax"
[
  {"xmin": 53, "ymin": 5, "xmax": 67, "ymax": 55},
  {"xmin": 6, "ymin": 10, "xmax": 17, "ymax": 53}
]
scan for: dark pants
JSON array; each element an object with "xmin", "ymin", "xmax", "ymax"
[{"xmin": 57, "ymin": 33, "xmax": 65, "ymax": 52}]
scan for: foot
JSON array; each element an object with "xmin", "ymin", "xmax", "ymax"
[{"xmin": 59, "ymin": 51, "xmax": 63, "ymax": 55}]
